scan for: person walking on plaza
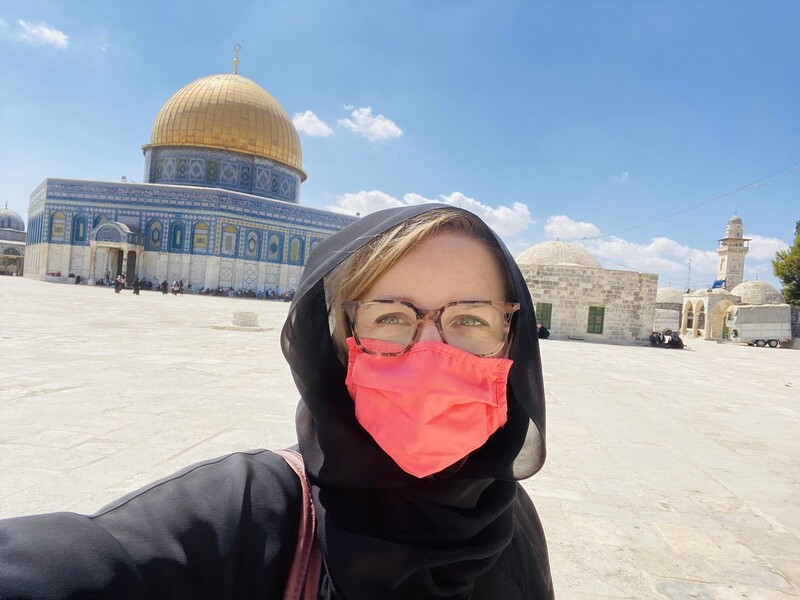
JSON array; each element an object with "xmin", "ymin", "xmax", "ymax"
[
  {"xmin": 114, "ymin": 273, "xmax": 122, "ymax": 294},
  {"xmin": 0, "ymin": 205, "xmax": 553, "ymax": 599}
]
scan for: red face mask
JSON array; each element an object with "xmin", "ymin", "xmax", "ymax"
[{"xmin": 345, "ymin": 337, "xmax": 512, "ymax": 478}]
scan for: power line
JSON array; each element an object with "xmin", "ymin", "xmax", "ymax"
[{"xmin": 574, "ymin": 160, "xmax": 800, "ymax": 241}]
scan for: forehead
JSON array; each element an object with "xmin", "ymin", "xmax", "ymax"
[{"xmin": 360, "ymin": 232, "xmax": 507, "ymax": 307}]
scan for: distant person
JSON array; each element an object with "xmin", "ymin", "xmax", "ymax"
[
  {"xmin": 649, "ymin": 331, "xmax": 664, "ymax": 347},
  {"xmin": 537, "ymin": 321, "xmax": 550, "ymax": 339},
  {"xmin": 666, "ymin": 331, "xmax": 683, "ymax": 350},
  {"xmin": 114, "ymin": 274, "xmax": 123, "ymax": 294},
  {"xmin": 132, "ymin": 277, "xmax": 140, "ymax": 295},
  {"xmin": 664, "ymin": 330, "xmax": 684, "ymax": 349},
  {"xmin": 161, "ymin": 279, "xmax": 168, "ymax": 295}
]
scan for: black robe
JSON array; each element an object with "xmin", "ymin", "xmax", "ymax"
[{"xmin": 0, "ymin": 204, "xmax": 553, "ymax": 599}]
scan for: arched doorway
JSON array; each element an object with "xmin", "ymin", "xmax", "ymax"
[
  {"xmin": 710, "ymin": 300, "xmax": 734, "ymax": 340},
  {"xmin": 0, "ymin": 248, "xmax": 24, "ymax": 275},
  {"xmin": 685, "ymin": 302, "xmax": 694, "ymax": 332},
  {"xmin": 696, "ymin": 301, "xmax": 706, "ymax": 336},
  {"xmin": 88, "ymin": 222, "xmax": 143, "ymax": 285},
  {"xmin": 126, "ymin": 251, "xmax": 137, "ymax": 283}
]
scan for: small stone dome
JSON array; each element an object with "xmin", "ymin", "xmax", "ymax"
[
  {"xmin": 516, "ymin": 241, "xmax": 602, "ymax": 268},
  {"xmin": 0, "ymin": 207, "xmax": 25, "ymax": 231},
  {"xmin": 656, "ymin": 287, "xmax": 684, "ymax": 304},
  {"xmin": 731, "ymin": 280, "xmax": 783, "ymax": 305},
  {"xmin": 728, "ymin": 214, "xmax": 743, "ymax": 224}
]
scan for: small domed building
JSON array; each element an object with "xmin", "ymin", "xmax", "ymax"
[
  {"xmin": 730, "ymin": 280, "xmax": 784, "ymax": 305},
  {"xmin": 24, "ymin": 64, "xmax": 355, "ymax": 292},
  {"xmin": 516, "ymin": 241, "xmax": 657, "ymax": 344},
  {"xmin": 0, "ymin": 205, "xmax": 26, "ymax": 275},
  {"xmin": 678, "ymin": 214, "xmax": 796, "ymax": 344}
]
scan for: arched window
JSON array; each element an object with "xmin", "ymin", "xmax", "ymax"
[
  {"xmin": 289, "ymin": 238, "xmax": 302, "ymax": 263},
  {"xmin": 170, "ymin": 222, "xmax": 185, "ymax": 251},
  {"xmin": 685, "ymin": 303, "xmax": 694, "ymax": 330},
  {"xmin": 267, "ymin": 234, "xmax": 282, "ymax": 262},
  {"xmin": 50, "ymin": 212, "xmax": 66, "ymax": 242},
  {"xmin": 222, "ymin": 225, "xmax": 237, "ymax": 255},
  {"xmin": 72, "ymin": 215, "xmax": 88, "ymax": 243},
  {"xmin": 146, "ymin": 220, "xmax": 162, "ymax": 250},
  {"xmin": 245, "ymin": 231, "xmax": 259, "ymax": 259},
  {"xmin": 193, "ymin": 222, "xmax": 209, "ymax": 253},
  {"xmin": 697, "ymin": 304, "xmax": 706, "ymax": 330}
]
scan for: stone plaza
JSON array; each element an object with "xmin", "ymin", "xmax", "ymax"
[{"xmin": 1, "ymin": 277, "xmax": 798, "ymax": 599}]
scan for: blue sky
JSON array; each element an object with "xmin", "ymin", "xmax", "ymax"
[{"xmin": 1, "ymin": 1, "xmax": 798, "ymax": 291}]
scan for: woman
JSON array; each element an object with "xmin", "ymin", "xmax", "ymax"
[{"xmin": 0, "ymin": 204, "xmax": 552, "ymax": 599}]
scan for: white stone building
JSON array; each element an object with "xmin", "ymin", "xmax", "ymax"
[
  {"xmin": 516, "ymin": 241, "xmax": 657, "ymax": 344},
  {"xmin": 0, "ymin": 206, "xmax": 25, "ymax": 276}
]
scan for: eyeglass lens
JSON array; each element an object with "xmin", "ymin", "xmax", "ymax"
[{"xmin": 353, "ymin": 302, "xmax": 509, "ymax": 356}]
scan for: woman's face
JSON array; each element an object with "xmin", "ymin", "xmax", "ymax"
[{"xmin": 358, "ymin": 232, "xmax": 507, "ymax": 352}]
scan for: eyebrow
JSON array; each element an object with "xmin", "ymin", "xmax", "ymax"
[{"xmin": 370, "ymin": 295, "xmax": 415, "ymax": 303}]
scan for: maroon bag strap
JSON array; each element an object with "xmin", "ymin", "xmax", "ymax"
[{"xmin": 275, "ymin": 449, "xmax": 323, "ymax": 600}]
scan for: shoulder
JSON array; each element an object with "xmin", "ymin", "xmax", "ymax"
[
  {"xmin": 92, "ymin": 450, "xmax": 302, "ymax": 520},
  {"xmin": 95, "ymin": 449, "xmax": 302, "ymax": 517}
]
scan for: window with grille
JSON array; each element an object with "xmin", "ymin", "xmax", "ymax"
[{"xmin": 587, "ymin": 306, "xmax": 605, "ymax": 334}]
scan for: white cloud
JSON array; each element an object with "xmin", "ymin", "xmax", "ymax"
[
  {"xmin": 544, "ymin": 215, "xmax": 601, "ymax": 239},
  {"xmin": 17, "ymin": 19, "xmax": 69, "ymax": 48},
  {"xmin": 326, "ymin": 190, "xmax": 532, "ymax": 237},
  {"xmin": 582, "ymin": 235, "xmax": 718, "ymax": 277},
  {"xmin": 338, "ymin": 106, "xmax": 403, "ymax": 142},
  {"xmin": 326, "ymin": 190, "xmax": 404, "ymax": 216},
  {"xmin": 615, "ymin": 171, "xmax": 630, "ymax": 182},
  {"xmin": 746, "ymin": 234, "xmax": 789, "ymax": 260},
  {"xmin": 100, "ymin": 42, "xmax": 112, "ymax": 52},
  {"xmin": 532, "ymin": 213, "xmax": 788, "ymax": 289},
  {"xmin": 404, "ymin": 192, "xmax": 532, "ymax": 237},
  {"xmin": 293, "ymin": 110, "xmax": 333, "ymax": 137}
]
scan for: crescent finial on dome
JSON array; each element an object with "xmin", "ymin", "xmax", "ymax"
[{"xmin": 233, "ymin": 44, "xmax": 241, "ymax": 74}]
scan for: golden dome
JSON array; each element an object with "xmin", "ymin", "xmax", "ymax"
[{"xmin": 147, "ymin": 73, "xmax": 305, "ymax": 180}]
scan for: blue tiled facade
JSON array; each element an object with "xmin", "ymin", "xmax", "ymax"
[{"xmin": 25, "ymin": 178, "xmax": 355, "ymax": 292}]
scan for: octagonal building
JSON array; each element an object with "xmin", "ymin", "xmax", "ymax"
[{"xmin": 25, "ymin": 68, "xmax": 354, "ymax": 293}]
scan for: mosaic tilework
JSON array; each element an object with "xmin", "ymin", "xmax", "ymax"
[
  {"xmin": 146, "ymin": 148, "xmax": 301, "ymax": 204},
  {"xmin": 242, "ymin": 263, "xmax": 258, "ymax": 289},
  {"xmin": 46, "ymin": 179, "xmax": 355, "ymax": 232},
  {"xmin": 26, "ymin": 178, "xmax": 357, "ymax": 287}
]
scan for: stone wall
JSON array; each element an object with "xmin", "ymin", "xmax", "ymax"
[{"xmin": 519, "ymin": 264, "xmax": 658, "ymax": 344}]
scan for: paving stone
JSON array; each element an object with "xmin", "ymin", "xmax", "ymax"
[{"xmin": 1, "ymin": 276, "xmax": 799, "ymax": 599}]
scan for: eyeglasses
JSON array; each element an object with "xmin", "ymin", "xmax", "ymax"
[{"xmin": 343, "ymin": 300, "xmax": 520, "ymax": 357}]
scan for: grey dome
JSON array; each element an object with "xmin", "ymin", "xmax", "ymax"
[
  {"xmin": 731, "ymin": 280, "xmax": 783, "ymax": 305},
  {"xmin": 656, "ymin": 287, "xmax": 684, "ymax": 304},
  {"xmin": 516, "ymin": 241, "xmax": 602, "ymax": 269},
  {"xmin": 0, "ymin": 207, "xmax": 25, "ymax": 231}
]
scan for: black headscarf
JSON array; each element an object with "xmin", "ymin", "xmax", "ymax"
[{"xmin": 281, "ymin": 204, "xmax": 547, "ymax": 599}]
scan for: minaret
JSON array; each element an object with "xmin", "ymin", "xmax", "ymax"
[{"xmin": 716, "ymin": 214, "xmax": 750, "ymax": 289}]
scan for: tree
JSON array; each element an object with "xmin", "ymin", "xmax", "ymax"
[{"xmin": 773, "ymin": 220, "xmax": 800, "ymax": 305}]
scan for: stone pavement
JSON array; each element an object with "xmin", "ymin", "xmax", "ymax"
[{"xmin": 1, "ymin": 276, "xmax": 798, "ymax": 599}]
